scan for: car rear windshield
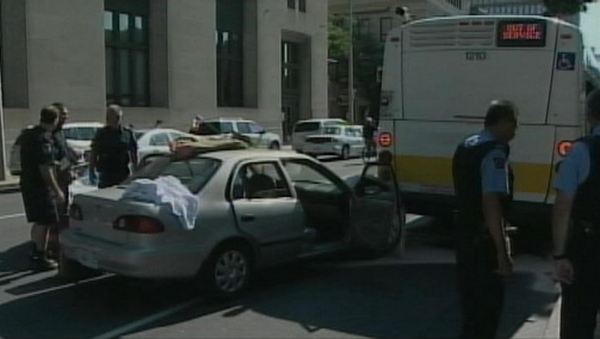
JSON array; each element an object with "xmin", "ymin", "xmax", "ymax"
[
  {"xmin": 64, "ymin": 127, "xmax": 99, "ymax": 141},
  {"xmin": 323, "ymin": 127, "xmax": 342, "ymax": 135},
  {"xmin": 195, "ymin": 122, "xmax": 234, "ymax": 135},
  {"xmin": 294, "ymin": 122, "xmax": 320, "ymax": 132},
  {"xmin": 125, "ymin": 157, "xmax": 221, "ymax": 193}
]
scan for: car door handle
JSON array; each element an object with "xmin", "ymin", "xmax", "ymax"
[{"xmin": 241, "ymin": 214, "xmax": 256, "ymax": 222}]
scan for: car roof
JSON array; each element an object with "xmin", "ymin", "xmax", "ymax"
[
  {"xmin": 204, "ymin": 118, "xmax": 255, "ymax": 123},
  {"xmin": 199, "ymin": 149, "xmax": 309, "ymax": 162},
  {"xmin": 295, "ymin": 118, "xmax": 347, "ymax": 124},
  {"xmin": 62, "ymin": 122, "xmax": 103, "ymax": 128}
]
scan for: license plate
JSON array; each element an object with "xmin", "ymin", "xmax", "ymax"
[{"xmin": 76, "ymin": 249, "xmax": 98, "ymax": 269}]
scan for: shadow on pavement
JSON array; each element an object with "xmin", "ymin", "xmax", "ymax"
[
  {"xmin": 127, "ymin": 262, "xmax": 557, "ymax": 339},
  {"xmin": 0, "ymin": 242, "xmax": 33, "ymax": 273},
  {"xmin": 0, "ymin": 234, "xmax": 559, "ymax": 339}
]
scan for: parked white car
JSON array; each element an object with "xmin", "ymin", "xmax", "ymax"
[
  {"xmin": 291, "ymin": 118, "xmax": 348, "ymax": 153},
  {"xmin": 60, "ymin": 149, "xmax": 404, "ymax": 298},
  {"xmin": 302, "ymin": 125, "xmax": 365, "ymax": 160},
  {"xmin": 192, "ymin": 118, "xmax": 281, "ymax": 150},
  {"xmin": 9, "ymin": 122, "xmax": 102, "ymax": 176},
  {"xmin": 135, "ymin": 128, "xmax": 200, "ymax": 164}
]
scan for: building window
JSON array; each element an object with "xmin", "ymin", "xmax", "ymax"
[
  {"xmin": 446, "ymin": 0, "xmax": 462, "ymax": 9},
  {"xmin": 288, "ymin": 0, "xmax": 295, "ymax": 10},
  {"xmin": 105, "ymin": 0, "xmax": 149, "ymax": 107},
  {"xmin": 282, "ymin": 41, "xmax": 300, "ymax": 93},
  {"xmin": 357, "ymin": 18, "xmax": 370, "ymax": 37},
  {"xmin": 299, "ymin": 0, "xmax": 306, "ymax": 12},
  {"xmin": 217, "ymin": 0, "xmax": 244, "ymax": 107},
  {"xmin": 380, "ymin": 17, "xmax": 393, "ymax": 42}
]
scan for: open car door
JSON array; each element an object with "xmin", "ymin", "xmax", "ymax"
[{"xmin": 350, "ymin": 162, "xmax": 405, "ymax": 253}]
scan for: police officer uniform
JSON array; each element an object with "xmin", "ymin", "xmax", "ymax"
[
  {"xmin": 453, "ymin": 130, "xmax": 513, "ymax": 339},
  {"xmin": 19, "ymin": 126, "xmax": 60, "ymax": 225},
  {"xmin": 554, "ymin": 125, "xmax": 600, "ymax": 339},
  {"xmin": 91, "ymin": 126, "xmax": 137, "ymax": 188}
]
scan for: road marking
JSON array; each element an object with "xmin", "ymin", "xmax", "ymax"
[
  {"xmin": 0, "ymin": 213, "xmax": 25, "ymax": 220},
  {"xmin": 92, "ymin": 298, "xmax": 202, "ymax": 339}
]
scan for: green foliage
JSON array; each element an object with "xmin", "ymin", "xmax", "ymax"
[
  {"xmin": 328, "ymin": 16, "xmax": 385, "ymax": 118},
  {"xmin": 328, "ymin": 17, "xmax": 350, "ymax": 60},
  {"xmin": 543, "ymin": 0, "xmax": 594, "ymax": 15}
]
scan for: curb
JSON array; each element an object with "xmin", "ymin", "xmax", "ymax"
[{"xmin": 0, "ymin": 181, "xmax": 20, "ymax": 193}]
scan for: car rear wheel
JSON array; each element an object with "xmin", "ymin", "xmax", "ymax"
[
  {"xmin": 340, "ymin": 145, "xmax": 350, "ymax": 160},
  {"xmin": 57, "ymin": 251, "xmax": 97, "ymax": 282},
  {"xmin": 200, "ymin": 243, "xmax": 253, "ymax": 299},
  {"xmin": 269, "ymin": 141, "xmax": 280, "ymax": 150}
]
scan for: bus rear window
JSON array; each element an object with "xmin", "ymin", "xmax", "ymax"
[{"xmin": 294, "ymin": 122, "xmax": 320, "ymax": 132}]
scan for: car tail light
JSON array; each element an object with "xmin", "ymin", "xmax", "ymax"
[
  {"xmin": 557, "ymin": 141, "xmax": 574, "ymax": 157},
  {"xmin": 70, "ymin": 204, "xmax": 83, "ymax": 221},
  {"xmin": 378, "ymin": 132, "xmax": 393, "ymax": 147},
  {"xmin": 113, "ymin": 216, "xmax": 165, "ymax": 234}
]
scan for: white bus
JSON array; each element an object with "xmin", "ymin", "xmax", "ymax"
[{"xmin": 377, "ymin": 15, "xmax": 600, "ymax": 232}]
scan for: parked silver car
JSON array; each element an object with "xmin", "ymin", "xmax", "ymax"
[
  {"xmin": 303, "ymin": 125, "xmax": 365, "ymax": 160},
  {"xmin": 60, "ymin": 150, "xmax": 404, "ymax": 297},
  {"xmin": 193, "ymin": 118, "xmax": 282, "ymax": 150}
]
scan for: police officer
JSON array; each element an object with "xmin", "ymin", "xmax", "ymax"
[
  {"xmin": 89, "ymin": 105, "xmax": 138, "ymax": 188},
  {"xmin": 20, "ymin": 106, "xmax": 64, "ymax": 270},
  {"xmin": 553, "ymin": 90, "xmax": 600, "ymax": 339},
  {"xmin": 452, "ymin": 100, "xmax": 518, "ymax": 339}
]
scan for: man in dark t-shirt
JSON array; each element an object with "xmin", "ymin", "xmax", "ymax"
[{"xmin": 20, "ymin": 106, "xmax": 64, "ymax": 270}]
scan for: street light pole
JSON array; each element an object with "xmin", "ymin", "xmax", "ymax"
[{"xmin": 348, "ymin": 0, "xmax": 355, "ymax": 124}]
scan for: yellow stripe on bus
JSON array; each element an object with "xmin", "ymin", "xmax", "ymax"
[{"xmin": 394, "ymin": 155, "xmax": 552, "ymax": 195}]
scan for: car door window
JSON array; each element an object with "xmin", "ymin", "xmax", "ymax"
[
  {"xmin": 221, "ymin": 122, "xmax": 234, "ymax": 133},
  {"xmin": 237, "ymin": 122, "xmax": 252, "ymax": 134},
  {"xmin": 232, "ymin": 162, "xmax": 292, "ymax": 200},
  {"xmin": 282, "ymin": 159, "xmax": 344, "ymax": 194},
  {"xmin": 150, "ymin": 133, "xmax": 170, "ymax": 146}
]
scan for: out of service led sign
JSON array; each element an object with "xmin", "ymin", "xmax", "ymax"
[{"xmin": 497, "ymin": 20, "xmax": 546, "ymax": 47}]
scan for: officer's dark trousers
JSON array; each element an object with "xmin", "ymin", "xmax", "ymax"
[
  {"xmin": 456, "ymin": 236, "xmax": 504, "ymax": 339},
  {"xmin": 560, "ymin": 227, "xmax": 600, "ymax": 339}
]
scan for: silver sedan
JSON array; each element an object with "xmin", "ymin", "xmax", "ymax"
[{"xmin": 59, "ymin": 150, "xmax": 404, "ymax": 297}]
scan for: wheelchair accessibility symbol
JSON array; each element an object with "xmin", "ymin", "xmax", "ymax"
[{"xmin": 557, "ymin": 52, "xmax": 576, "ymax": 71}]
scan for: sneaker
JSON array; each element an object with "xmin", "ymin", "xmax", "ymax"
[{"xmin": 30, "ymin": 254, "xmax": 58, "ymax": 271}]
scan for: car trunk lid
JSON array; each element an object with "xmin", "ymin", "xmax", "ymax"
[{"xmin": 69, "ymin": 187, "xmax": 160, "ymax": 245}]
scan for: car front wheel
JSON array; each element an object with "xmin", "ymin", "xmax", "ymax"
[
  {"xmin": 384, "ymin": 205, "xmax": 406, "ymax": 254},
  {"xmin": 269, "ymin": 141, "xmax": 281, "ymax": 150},
  {"xmin": 200, "ymin": 243, "xmax": 253, "ymax": 299},
  {"xmin": 340, "ymin": 145, "xmax": 350, "ymax": 160}
]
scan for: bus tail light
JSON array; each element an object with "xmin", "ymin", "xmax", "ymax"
[
  {"xmin": 557, "ymin": 141, "xmax": 574, "ymax": 157},
  {"xmin": 378, "ymin": 132, "xmax": 393, "ymax": 148}
]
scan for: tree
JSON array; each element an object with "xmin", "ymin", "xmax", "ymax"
[
  {"xmin": 543, "ymin": 0, "xmax": 594, "ymax": 15},
  {"xmin": 328, "ymin": 16, "xmax": 350, "ymax": 61},
  {"xmin": 328, "ymin": 15, "xmax": 385, "ymax": 121}
]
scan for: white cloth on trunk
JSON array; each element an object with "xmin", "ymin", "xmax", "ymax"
[{"xmin": 121, "ymin": 176, "xmax": 199, "ymax": 230}]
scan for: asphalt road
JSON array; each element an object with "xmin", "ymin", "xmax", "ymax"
[{"xmin": 0, "ymin": 158, "xmax": 561, "ymax": 339}]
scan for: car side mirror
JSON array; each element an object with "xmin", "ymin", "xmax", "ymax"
[{"xmin": 258, "ymin": 130, "xmax": 266, "ymax": 135}]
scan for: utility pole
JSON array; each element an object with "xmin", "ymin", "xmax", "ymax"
[
  {"xmin": 348, "ymin": 0, "xmax": 355, "ymax": 124},
  {"xmin": 0, "ymin": 66, "xmax": 6, "ymax": 182}
]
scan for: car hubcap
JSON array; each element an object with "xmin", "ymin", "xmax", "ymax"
[{"xmin": 214, "ymin": 250, "xmax": 248, "ymax": 293}]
